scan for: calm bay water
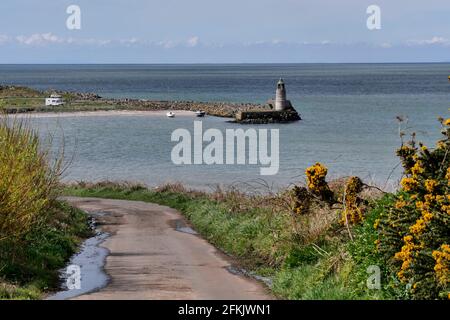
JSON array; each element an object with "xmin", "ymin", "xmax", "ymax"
[{"xmin": 2, "ymin": 64, "xmax": 449, "ymax": 190}]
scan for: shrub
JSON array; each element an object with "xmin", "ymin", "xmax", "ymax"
[
  {"xmin": 341, "ymin": 176, "xmax": 364, "ymax": 225},
  {"xmin": 0, "ymin": 201, "xmax": 91, "ymax": 292},
  {"xmin": 377, "ymin": 118, "xmax": 450, "ymax": 299},
  {"xmin": 0, "ymin": 117, "xmax": 61, "ymax": 242},
  {"xmin": 290, "ymin": 186, "xmax": 311, "ymax": 215},
  {"xmin": 305, "ymin": 162, "xmax": 333, "ymax": 202}
]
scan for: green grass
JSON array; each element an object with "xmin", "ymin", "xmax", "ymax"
[
  {"xmin": 0, "ymin": 97, "xmax": 120, "ymax": 113},
  {"xmin": 0, "ymin": 201, "xmax": 91, "ymax": 300},
  {"xmin": 0, "ymin": 282, "xmax": 42, "ymax": 300},
  {"xmin": 0, "ymin": 114, "xmax": 92, "ymax": 300},
  {"xmin": 64, "ymin": 185, "xmax": 290, "ymax": 267},
  {"xmin": 0, "ymin": 86, "xmax": 44, "ymax": 99},
  {"xmin": 273, "ymin": 263, "xmax": 354, "ymax": 299},
  {"xmin": 64, "ymin": 183, "xmax": 394, "ymax": 300},
  {"xmin": 1, "ymin": 85, "xmax": 116, "ymax": 112}
]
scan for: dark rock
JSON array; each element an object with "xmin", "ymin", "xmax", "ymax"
[{"xmin": 235, "ymin": 106, "xmax": 301, "ymax": 124}]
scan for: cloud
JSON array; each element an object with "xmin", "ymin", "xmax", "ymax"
[
  {"xmin": 3, "ymin": 32, "xmax": 389, "ymax": 50},
  {"xmin": 14, "ymin": 33, "xmax": 115, "ymax": 46},
  {"xmin": 0, "ymin": 34, "xmax": 10, "ymax": 45},
  {"xmin": 186, "ymin": 36, "xmax": 199, "ymax": 47},
  {"xmin": 406, "ymin": 36, "xmax": 450, "ymax": 46},
  {"xmin": 5, "ymin": 32, "xmax": 450, "ymax": 55},
  {"xmin": 16, "ymin": 33, "xmax": 64, "ymax": 45},
  {"xmin": 71, "ymin": 38, "xmax": 112, "ymax": 46},
  {"xmin": 9, "ymin": 33, "xmax": 202, "ymax": 48},
  {"xmin": 155, "ymin": 36, "xmax": 201, "ymax": 49},
  {"xmin": 242, "ymin": 39, "xmax": 337, "ymax": 47},
  {"xmin": 119, "ymin": 37, "xmax": 140, "ymax": 46},
  {"xmin": 156, "ymin": 40, "xmax": 177, "ymax": 49}
]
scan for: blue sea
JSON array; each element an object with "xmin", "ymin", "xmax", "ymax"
[{"xmin": 1, "ymin": 64, "xmax": 449, "ymax": 190}]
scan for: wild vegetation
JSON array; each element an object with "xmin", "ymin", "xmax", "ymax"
[
  {"xmin": 65, "ymin": 117, "xmax": 450, "ymax": 300},
  {"xmin": 376, "ymin": 117, "xmax": 450, "ymax": 299},
  {"xmin": 63, "ymin": 179, "xmax": 380, "ymax": 299},
  {"xmin": 0, "ymin": 115, "xmax": 91, "ymax": 299}
]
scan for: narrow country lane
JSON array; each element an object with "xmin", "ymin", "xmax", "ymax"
[{"xmin": 62, "ymin": 197, "xmax": 272, "ymax": 300}]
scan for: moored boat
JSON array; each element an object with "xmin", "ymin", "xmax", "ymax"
[{"xmin": 195, "ymin": 110, "xmax": 206, "ymax": 117}]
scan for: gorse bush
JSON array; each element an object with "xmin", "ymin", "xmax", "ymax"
[
  {"xmin": 303, "ymin": 164, "xmax": 367, "ymax": 226},
  {"xmin": 305, "ymin": 162, "xmax": 333, "ymax": 202},
  {"xmin": 290, "ymin": 185, "xmax": 311, "ymax": 216},
  {"xmin": 376, "ymin": 118, "xmax": 450, "ymax": 299},
  {"xmin": 342, "ymin": 176, "xmax": 364, "ymax": 225},
  {"xmin": 0, "ymin": 117, "xmax": 61, "ymax": 242}
]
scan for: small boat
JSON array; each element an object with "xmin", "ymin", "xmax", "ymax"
[
  {"xmin": 195, "ymin": 110, "xmax": 206, "ymax": 117},
  {"xmin": 166, "ymin": 111, "xmax": 175, "ymax": 118}
]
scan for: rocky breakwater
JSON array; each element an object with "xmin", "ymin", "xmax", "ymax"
[
  {"xmin": 75, "ymin": 94, "xmax": 269, "ymax": 118},
  {"xmin": 235, "ymin": 106, "xmax": 301, "ymax": 124}
]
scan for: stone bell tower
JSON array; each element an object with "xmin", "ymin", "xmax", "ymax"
[{"xmin": 275, "ymin": 78, "xmax": 288, "ymax": 111}]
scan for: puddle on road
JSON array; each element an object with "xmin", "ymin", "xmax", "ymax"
[
  {"xmin": 226, "ymin": 265, "xmax": 273, "ymax": 288},
  {"xmin": 47, "ymin": 213, "xmax": 111, "ymax": 300},
  {"xmin": 174, "ymin": 219, "xmax": 198, "ymax": 235}
]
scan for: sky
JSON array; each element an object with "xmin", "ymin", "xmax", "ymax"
[{"xmin": 0, "ymin": 0, "xmax": 449, "ymax": 63}]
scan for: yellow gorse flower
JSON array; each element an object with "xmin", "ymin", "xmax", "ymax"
[
  {"xmin": 441, "ymin": 204, "xmax": 450, "ymax": 215},
  {"xmin": 373, "ymin": 219, "xmax": 380, "ymax": 229},
  {"xmin": 341, "ymin": 176, "xmax": 364, "ymax": 225},
  {"xmin": 305, "ymin": 162, "xmax": 328, "ymax": 193},
  {"xmin": 395, "ymin": 235, "xmax": 422, "ymax": 282},
  {"xmin": 432, "ymin": 244, "xmax": 450, "ymax": 286},
  {"xmin": 388, "ymin": 118, "xmax": 450, "ymax": 298},
  {"xmin": 400, "ymin": 177, "xmax": 419, "ymax": 192},
  {"xmin": 446, "ymin": 168, "xmax": 450, "ymax": 186},
  {"xmin": 411, "ymin": 161, "xmax": 424, "ymax": 176},
  {"xmin": 395, "ymin": 200, "xmax": 407, "ymax": 209},
  {"xmin": 305, "ymin": 163, "xmax": 333, "ymax": 203},
  {"xmin": 425, "ymin": 179, "xmax": 438, "ymax": 193}
]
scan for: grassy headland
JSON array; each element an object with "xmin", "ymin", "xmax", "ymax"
[
  {"xmin": 0, "ymin": 85, "xmax": 267, "ymax": 117},
  {"xmin": 0, "ymin": 116, "xmax": 91, "ymax": 299}
]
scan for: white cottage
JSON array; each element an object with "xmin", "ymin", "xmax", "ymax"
[{"xmin": 45, "ymin": 94, "xmax": 64, "ymax": 106}]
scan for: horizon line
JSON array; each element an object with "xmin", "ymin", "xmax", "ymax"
[{"xmin": 0, "ymin": 61, "xmax": 449, "ymax": 65}]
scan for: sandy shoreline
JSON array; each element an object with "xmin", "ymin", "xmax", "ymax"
[{"xmin": 7, "ymin": 110, "xmax": 198, "ymax": 118}]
